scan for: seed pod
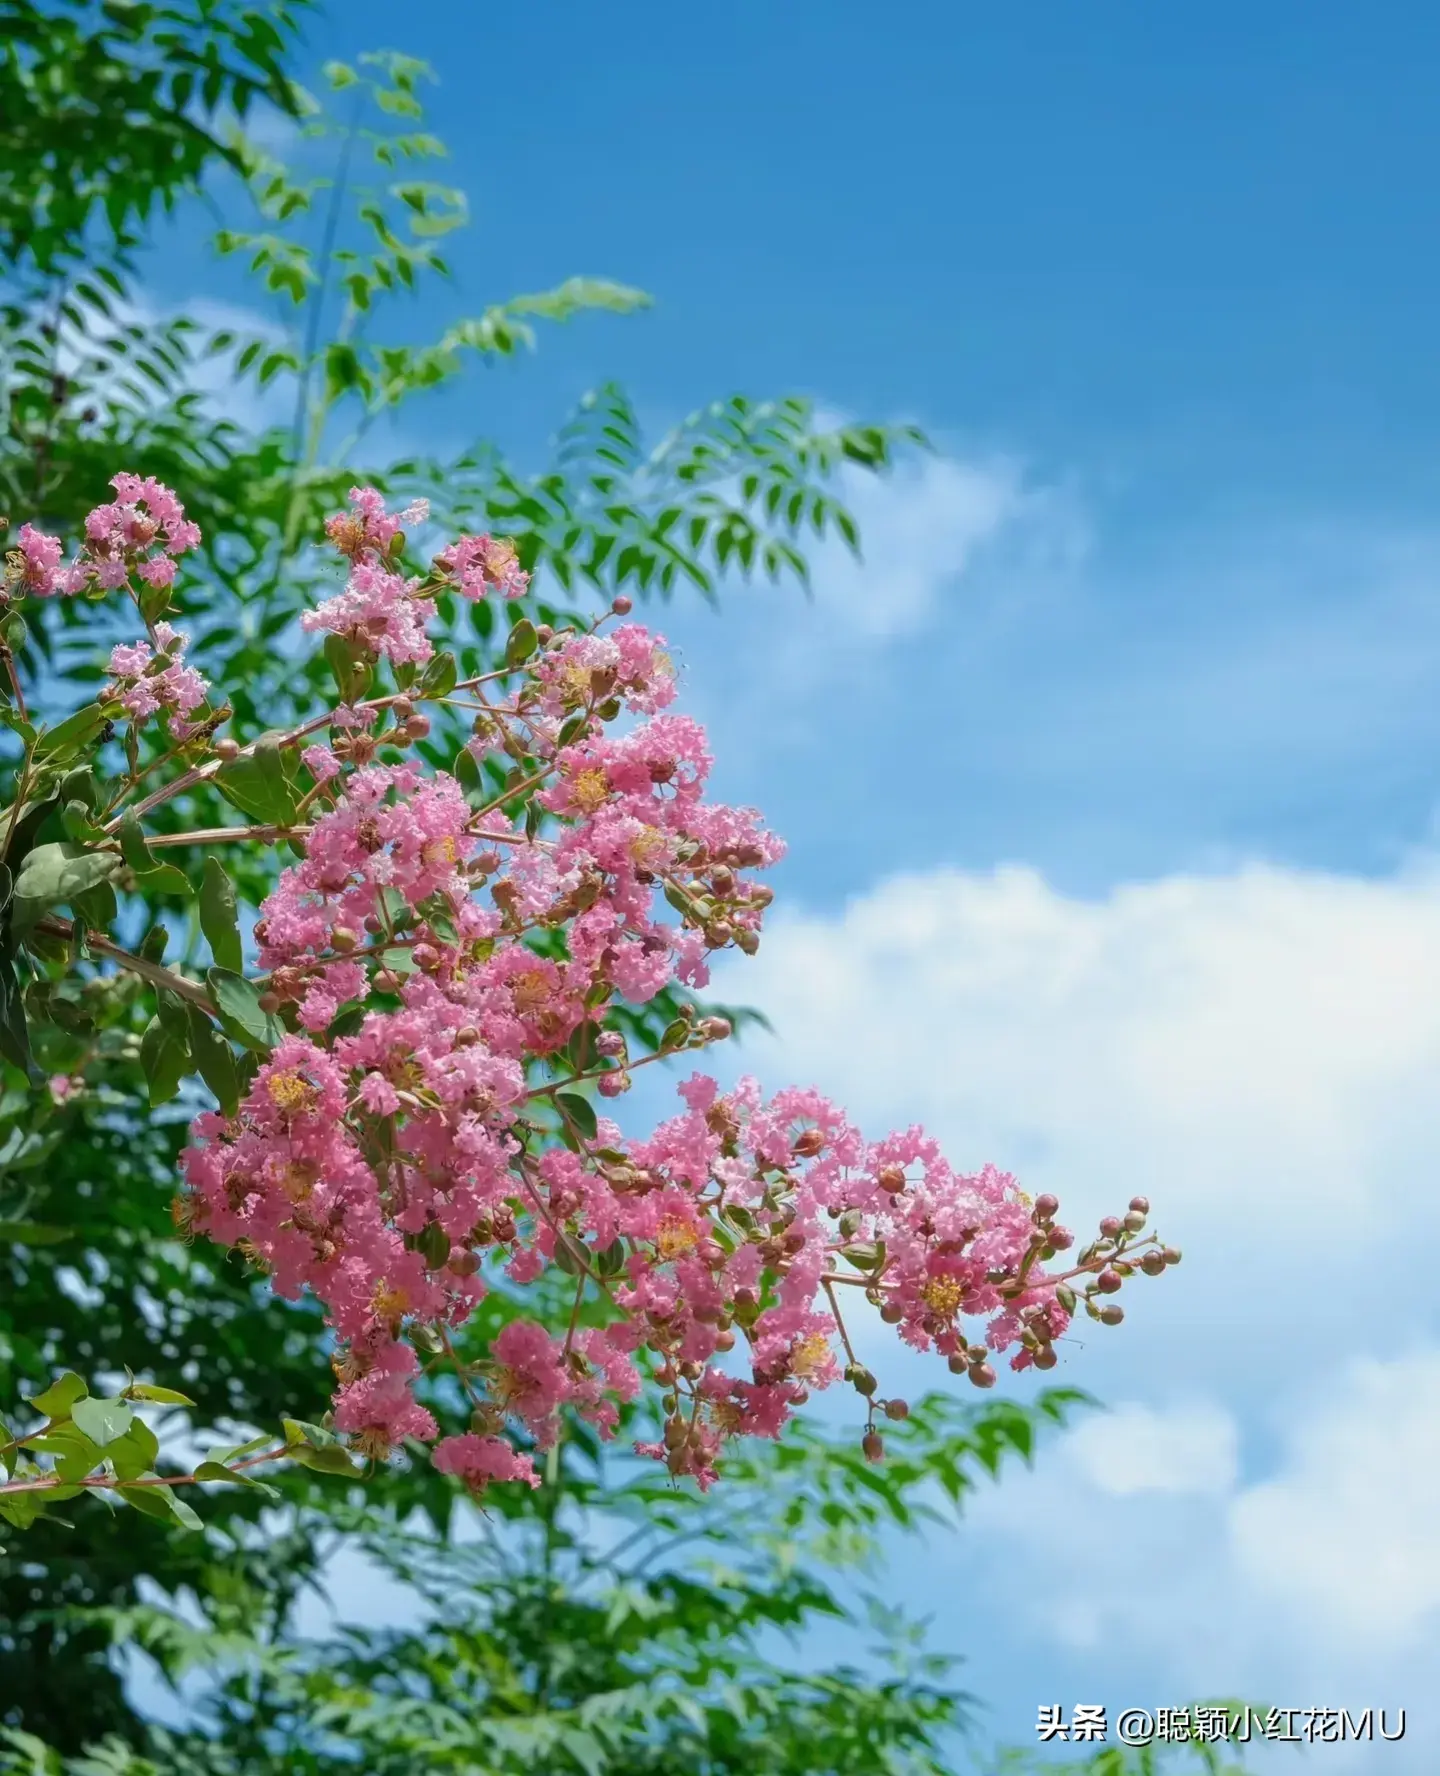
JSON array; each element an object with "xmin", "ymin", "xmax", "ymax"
[
  {"xmin": 883, "ymin": 1398, "xmax": 909, "ymax": 1421},
  {"xmin": 862, "ymin": 1431, "xmax": 885, "ymax": 1463}
]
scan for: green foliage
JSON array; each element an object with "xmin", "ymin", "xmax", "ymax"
[
  {"xmin": 990, "ymin": 1713, "xmax": 1265, "ymax": 1775},
  {"xmin": 0, "ymin": 10, "xmax": 940, "ymax": 1765},
  {"xmin": 0, "ymin": 0, "xmax": 311, "ymax": 273},
  {"xmin": 1, "ymin": 1390, "xmax": 1090, "ymax": 1776}
]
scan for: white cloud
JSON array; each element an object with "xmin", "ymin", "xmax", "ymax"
[
  {"xmin": 812, "ymin": 451, "xmax": 1066, "ymax": 638},
  {"xmin": 701, "ymin": 855, "xmax": 1440, "ymax": 1752},
  {"xmin": 714, "ymin": 859, "xmax": 1440, "ymax": 1248},
  {"xmin": 1068, "ymin": 1401, "xmax": 1239, "ymax": 1498},
  {"xmin": 1232, "ymin": 1349, "xmax": 1440, "ymax": 1644}
]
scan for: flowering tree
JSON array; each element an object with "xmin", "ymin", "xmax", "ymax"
[{"xmin": 0, "ymin": 473, "xmax": 1177, "ymax": 1528}]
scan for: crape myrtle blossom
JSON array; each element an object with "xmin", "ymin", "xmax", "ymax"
[
  {"xmin": 3, "ymin": 472, "xmax": 200, "ymax": 598},
  {"xmin": 107, "ymin": 622, "xmax": 210, "ymax": 738},
  {"xmin": 7, "ymin": 475, "xmax": 1177, "ymax": 1503}
]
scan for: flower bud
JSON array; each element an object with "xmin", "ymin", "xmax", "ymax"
[
  {"xmin": 214, "ymin": 737, "xmax": 240, "ymax": 761},
  {"xmin": 598, "ymin": 1071, "xmax": 631, "ymax": 1097},
  {"xmin": 947, "ymin": 1353, "xmax": 968, "ymax": 1376},
  {"xmin": 595, "ymin": 1030, "xmax": 625, "ymax": 1057},
  {"xmin": 880, "ymin": 1301, "xmax": 903, "ymax": 1324},
  {"xmin": 883, "ymin": 1398, "xmax": 909, "ymax": 1421},
  {"xmin": 331, "ymin": 926, "xmax": 359, "ymax": 953},
  {"xmin": 405, "ymin": 714, "xmax": 431, "ymax": 741},
  {"xmin": 1140, "ymin": 1249, "xmax": 1166, "ymax": 1276},
  {"xmin": 1129, "ymin": 1194, "xmax": 1150, "ymax": 1214},
  {"xmin": 969, "ymin": 1362, "xmax": 997, "ymax": 1389},
  {"xmin": 1163, "ymin": 1246, "xmax": 1183, "ymax": 1266},
  {"xmin": 1099, "ymin": 1215, "xmax": 1122, "ymax": 1239},
  {"xmin": 1048, "ymin": 1226, "xmax": 1074, "ymax": 1250},
  {"xmin": 258, "ymin": 991, "xmax": 281, "ymax": 1015},
  {"xmin": 1099, "ymin": 1303, "xmax": 1125, "ymax": 1326},
  {"xmin": 1123, "ymin": 1209, "xmax": 1147, "ymax": 1233},
  {"xmin": 862, "ymin": 1431, "xmax": 885, "ymax": 1463},
  {"xmin": 846, "ymin": 1364, "xmax": 877, "ymax": 1397},
  {"xmin": 877, "ymin": 1163, "xmax": 907, "ymax": 1194},
  {"xmin": 1097, "ymin": 1268, "xmax": 1123, "ymax": 1294},
  {"xmin": 391, "ymin": 697, "xmax": 414, "ymax": 721},
  {"xmin": 612, "ymin": 595, "xmax": 633, "ymax": 615},
  {"xmin": 1033, "ymin": 1192, "xmax": 1060, "ymax": 1221},
  {"xmin": 1033, "ymin": 1347, "xmax": 1059, "ymax": 1370},
  {"xmin": 715, "ymin": 1329, "xmax": 735, "ymax": 1352}
]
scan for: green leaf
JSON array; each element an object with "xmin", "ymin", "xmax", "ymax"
[
  {"xmin": 0, "ymin": 1221, "xmax": 73, "ymax": 1245},
  {"xmin": 33, "ymin": 702, "xmax": 116, "ymax": 768},
  {"xmin": 118, "ymin": 1482, "xmax": 202, "ymax": 1529},
  {"xmin": 140, "ymin": 1014, "xmax": 190, "ymax": 1107},
  {"xmin": 291, "ymin": 1441, "xmax": 360, "ymax": 1476},
  {"xmin": 187, "ymin": 1003, "xmax": 240, "ymax": 1114},
  {"xmin": 505, "ymin": 617, "xmax": 538, "ymax": 668},
  {"xmin": 0, "ymin": 953, "xmax": 32, "ymax": 1075},
  {"xmin": 25, "ymin": 1372, "xmax": 88, "ymax": 1420},
  {"xmin": 199, "ymin": 856, "xmax": 243, "ymax": 972},
  {"xmin": 11, "ymin": 842, "xmax": 123, "ymax": 932},
  {"xmin": 215, "ymin": 740, "xmax": 301, "ymax": 824},
  {"xmin": 419, "ymin": 650, "xmax": 457, "ymax": 698},
  {"xmin": 125, "ymin": 1383, "xmax": 195, "ymax": 1406},
  {"xmin": 70, "ymin": 879, "xmax": 117, "ymax": 931},
  {"xmin": 206, "ymin": 968, "xmax": 283, "ymax": 1052},
  {"xmin": 193, "ymin": 1460, "xmax": 278, "ymax": 1496},
  {"xmin": 70, "ymin": 1395, "xmax": 134, "ymax": 1447},
  {"xmin": 119, "ymin": 812, "xmax": 191, "ymax": 896},
  {"xmin": 555, "ymin": 1089, "xmax": 598, "ymax": 1140},
  {"xmin": 107, "ymin": 1418, "xmax": 161, "ymax": 1481}
]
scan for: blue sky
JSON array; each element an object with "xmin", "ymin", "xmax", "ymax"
[{"xmin": 133, "ymin": 4, "xmax": 1440, "ymax": 1767}]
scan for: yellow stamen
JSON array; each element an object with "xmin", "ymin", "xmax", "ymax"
[
  {"xmin": 790, "ymin": 1332, "xmax": 833, "ymax": 1380},
  {"xmin": 265, "ymin": 1069, "xmax": 316, "ymax": 1115},
  {"xmin": 922, "ymin": 1275, "xmax": 965, "ymax": 1320},
  {"xmin": 569, "ymin": 767, "xmax": 611, "ymax": 814},
  {"xmin": 511, "ymin": 969, "xmax": 553, "ymax": 1014},
  {"xmin": 656, "ymin": 1214, "xmax": 699, "ymax": 1262}
]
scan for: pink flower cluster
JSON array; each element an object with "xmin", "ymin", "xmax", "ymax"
[
  {"xmin": 8, "ymin": 474, "xmax": 1174, "ymax": 1496},
  {"xmin": 4, "ymin": 473, "xmax": 200, "ymax": 598},
  {"xmin": 168, "ymin": 488, "xmax": 1174, "ymax": 1494},
  {"xmin": 107, "ymin": 623, "xmax": 209, "ymax": 738},
  {"xmin": 303, "ymin": 488, "xmax": 531, "ymax": 667}
]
